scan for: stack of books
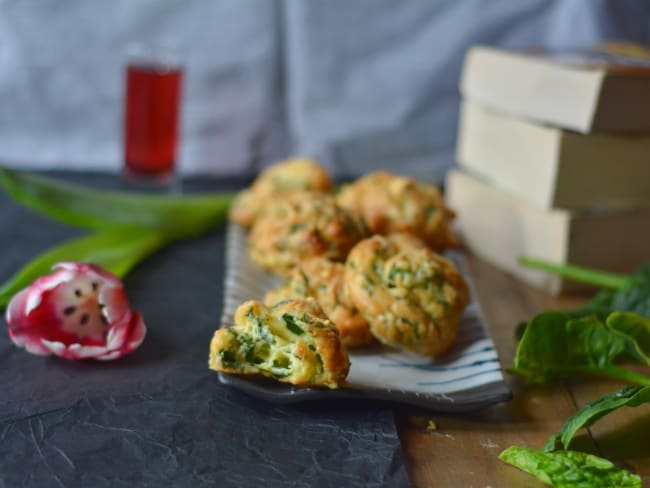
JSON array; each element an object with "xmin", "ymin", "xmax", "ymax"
[{"xmin": 446, "ymin": 44, "xmax": 650, "ymax": 295}]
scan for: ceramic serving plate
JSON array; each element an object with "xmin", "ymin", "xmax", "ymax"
[{"xmin": 218, "ymin": 224, "xmax": 511, "ymax": 412}]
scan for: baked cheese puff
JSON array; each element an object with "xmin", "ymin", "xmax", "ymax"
[
  {"xmin": 229, "ymin": 157, "xmax": 333, "ymax": 228},
  {"xmin": 345, "ymin": 234, "xmax": 469, "ymax": 358},
  {"xmin": 248, "ymin": 192, "xmax": 364, "ymax": 277},
  {"xmin": 209, "ymin": 299, "xmax": 350, "ymax": 389},
  {"xmin": 336, "ymin": 171, "xmax": 459, "ymax": 252},
  {"xmin": 265, "ymin": 258, "xmax": 374, "ymax": 348}
]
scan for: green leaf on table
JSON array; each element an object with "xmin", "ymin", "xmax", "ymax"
[
  {"xmin": 609, "ymin": 265, "xmax": 650, "ymax": 319},
  {"xmin": 608, "ymin": 312, "xmax": 650, "ymax": 364},
  {"xmin": 519, "ymin": 257, "xmax": 629, "ymax": 290},
  {"xmin": 519, "ymin": 257, "xmax": 650, "ymax": 320},
  {"xmin": 544, "ymin": 385, "xmax": 650, "ymax": 452},
  {"xmin": 0, "ymin": 166, "xmax": 234, "ymax": 239},
  {"xmin": 0, "ymin": 229, "xmax": 165, "ymax": 309},
  {"xmin": 499, "ymin": 446, "xmax": 641, "ymax": 487},
  {"xmin": 564, "ymin": 288, "xmax": 617, "ymax": 321},
  {"xmin": 509, "ymin": 311, "xmax": 650, "ymax": 385}
]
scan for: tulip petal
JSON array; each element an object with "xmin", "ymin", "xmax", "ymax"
[
  {"xmin": 5, "ymin": 262, "xmax": 147, "ymax": 361},
  {"xmin": 6, "ymin": 288, "xmax": 30, "ymax": 328},
  {"xmin": 99, "ymin": 286, "xmax": 131, "ymax": 325},
  {"xmin": 9, "ymin": 329, "xmax": 51, "ymax": 356},
  {"xmin": 127, "ymin": 313, "xmax": 147, "ymax": 350}
]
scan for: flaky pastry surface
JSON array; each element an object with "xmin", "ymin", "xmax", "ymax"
[
  {"xmin": 248, "ymin": 192, "xmax": 364, "ymax": 277},
  {"xmin": 337, "ymin": 171, "xmax": 459, "ymax": 252},
  {"xmin": 345, "ymin": 234, "xmax": 469, "ymax": 357},
  {"xmin": 265, "ymin": 258, "xmax": 373, "ymax": 348},
  {"xmin": 209, "ymin": 299, "xmax": 350, "ymax": 388},
  {"xmin": 229, "ymin": 157, "xmax": 333, "ymax": 228}
]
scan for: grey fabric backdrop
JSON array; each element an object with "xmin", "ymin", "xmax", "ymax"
[{"xmin": 1, "ymin": 0, "xmax": 649, "ymax": 180}]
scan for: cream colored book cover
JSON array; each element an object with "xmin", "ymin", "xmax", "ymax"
[
  {"xmin": 446, "ymin": 169, "xmax": 650, "ymax": 295},
  {"xmin": 456, "ymin": 101, "xmax": 650, "ymax": 210},
  {"xmin": 460, "ymin": 45, "xmax": 650, "ymax": 133}
]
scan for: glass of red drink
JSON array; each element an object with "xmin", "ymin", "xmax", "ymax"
[{"xmin": 123, "ymin": 43, "xmax": 183, "ymax": 183}]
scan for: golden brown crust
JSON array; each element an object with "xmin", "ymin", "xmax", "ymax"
[
  {"xmin": 337, "ymin": 171, "xmax": 460, "ymax": 252},
  {"xmin": 228, "ymin": 189, "xmax": 259, "ymax": 229},
  {"xmin": 265, "ymin": 258, "xmax": 374, "ymax": 348},
  {"xmin": 248, "ymin": 192, "xmax": 364, "ymax": 277},
  {"xmin": 209, "ymin": 299, "xmax": 350, "ymax": 388},
  {"xmin": 344, "ymin": 234, "xmax": 469, "ymax": 357},
  {"xmin": 229, "ymin": 157, "xmax": 333, "ymax": 228}
]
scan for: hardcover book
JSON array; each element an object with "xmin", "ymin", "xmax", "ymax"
[
  {"xmin": 456, "ymin": 101, "xmax": 650, "ymax": 210},
  {"xmin": 445, "ymin": 169, "xmax": 650, "ymax": 295},
  {"xmin": 460, "ymin": 44, "xmax": 650, "ymax": 133}
]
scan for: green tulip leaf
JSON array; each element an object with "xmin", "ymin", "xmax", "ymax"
[
  {"xmin": 0, "ymin": 229, "xmax": 165, "ymax": 309},
  {"xmin": 0, "ymin": 166, "xmax": 233, "ymax": 239}
]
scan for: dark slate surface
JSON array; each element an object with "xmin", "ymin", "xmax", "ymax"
[{"xmin": 0, "ymin": 173, "xmax": 410, "ymax": 488}]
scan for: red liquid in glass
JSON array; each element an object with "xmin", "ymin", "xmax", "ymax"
[{"xmin": 124, "ymin": 63, "xmax": 182, "ymax": 179}]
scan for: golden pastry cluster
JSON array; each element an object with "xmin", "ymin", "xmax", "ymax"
[{"xmin": 209, "ymin": 157, "xmax": 469, "ymax": 389}]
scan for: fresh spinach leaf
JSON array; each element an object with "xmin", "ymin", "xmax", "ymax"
[
  {"xmin": 607, "ymin": 312, "xmax": 650, "ymax": 365},
  {"xmin": 519, "ymin": 257, "xmax": 629, "ymax": 290},
  {"xmin": 610, "ymin": 265, "xmax": 650, "ymax": 318},
  {"xmin": 509, "ymin": 311, "xmax": 650, "ymax": 385},
  {"xmin": 544, "ymin": 385, "xmax": 650, "ymax": 452},
  {"xmin": 565, "ymin": 289, "xmax": 617, "ymax": 321},
  {"xmin": 499, "ymin": 446, "xmax": 641, "ymax": 487},
  {"xmin": 519, "ymin": 257, "xmax": 650, "ymax": 319}
]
